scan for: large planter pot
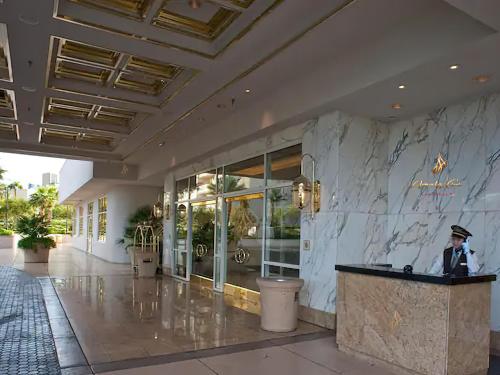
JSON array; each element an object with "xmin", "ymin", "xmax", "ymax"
[
  {"xmin": 22, "ymin": 245, "xmax": 51, "ymax": 263},
  {"xmin": 0, "ymin": 235, "xmax": 15, "ymax": 249}
]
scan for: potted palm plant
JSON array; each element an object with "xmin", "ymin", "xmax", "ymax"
[{"xmin": 16, "ymin": 215, "xmax": 56, "ymax": 263}]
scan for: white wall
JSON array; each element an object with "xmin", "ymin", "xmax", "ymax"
[
  {"xmin": 71, "ymin": 185, "xmax": 162, "ymax": 263},
  {"xmin": 59, "ymin": 160, "xmax": 93, "ymax": 203}
]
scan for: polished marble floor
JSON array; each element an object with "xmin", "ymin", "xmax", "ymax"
[
  {"xmin": 0, "ymin": 246, "xmax": 323, "ymax": 367},
  {"xmin": 2, "ymin": 246, "xmax": 498, "ymax": 375}
]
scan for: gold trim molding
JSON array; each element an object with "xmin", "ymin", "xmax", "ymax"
[
  {"xmin": 55, "ymin": 0, "xmax": 283, "ymax": 60},
  {"xmin": 123, "ymin": 0, "xmax": 357, "ymax": 159}
]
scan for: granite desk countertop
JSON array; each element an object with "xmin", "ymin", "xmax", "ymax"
[{"xmin": 335, "ymin": 264, "xmax": 497, "ymax": 285}]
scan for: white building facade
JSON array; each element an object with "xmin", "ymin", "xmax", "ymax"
[{"xmin": 60, "ymin": 92, "xmax": 500, "ymax": 340}]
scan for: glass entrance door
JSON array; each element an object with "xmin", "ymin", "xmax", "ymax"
[
  {"xmin": 173, "ymin": 203, "xmax": 190, "ymax": 280},
  {"xmin": 86, "ymin": 202, "xmax": 93, "ymax": 253},
  {"xmin": 191, "ymin": 201, "xmax": 216, "ymax": 280},
  {"xmin": 225, "ymin": 193, "xmax": 264, "ymax": 291}
]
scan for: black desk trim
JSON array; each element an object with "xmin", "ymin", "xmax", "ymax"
[{"xmin": 335, "ymin": 264, "xmax": 497, "ymax": 285}]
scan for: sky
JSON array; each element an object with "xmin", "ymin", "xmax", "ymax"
[{"xmin": 0, "ymin": 152, "xmax": 66, "ymax": 188}]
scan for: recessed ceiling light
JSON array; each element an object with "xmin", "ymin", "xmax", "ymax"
[
  {"xmin": 473, "ymin": 74, "xmax": 491, "ymax": 83},
  {"xmin": 158, "ymin": 141, "xmax": 165, "ymax": 147},
  {"xmin": 391, "ymin": 103, "xmax": 402, "ymax": 110},
  {"xmin": 21, "ymin": 86, "xmax": 37, "ymax": 93},
  {"xmin": 245, "ymin": 89, "xmax": 251, "ymax": 93},
  {"xmin": 18, "ymin": 14, "xmax": 39, "ymax": 25},
  {"xmin": 398, "ymin": 84, "xmax": 406, "ymax": 89},
  {"xmin": 449, "ymin": 64, "xmax": 460, "ymax": 70}
]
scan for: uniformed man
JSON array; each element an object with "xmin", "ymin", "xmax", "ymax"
[{"xmin": 430, "ymin": 225, "xmax": 479, "ymax": 276}]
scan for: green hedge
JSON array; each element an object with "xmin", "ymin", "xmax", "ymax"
[{"xmin": 0, "ymin": 227, "xmax": 13, "ymax": 236}]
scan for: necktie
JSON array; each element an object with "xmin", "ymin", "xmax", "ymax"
[{"xmin": 451, "ymin": 249, "xmax": 461, "ymax": 269}]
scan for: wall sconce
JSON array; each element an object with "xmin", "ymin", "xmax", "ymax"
[
  {"xmin": 153, "ymin": 193, "xmax": 163, "ymax": 219},
  {"xmin": 292, "ymin": 153, "xmax": 320, "ymax": 218},
  {"xmin": 178, "ymin": 204, "xmax": 187, "ymax": 219}
]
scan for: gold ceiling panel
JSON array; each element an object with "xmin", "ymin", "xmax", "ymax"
[
  {"xmin": 125, "ymin": 56, "xmax": 181, "ymax": 80},
  {"xmin": 55, "ymin": 60, "xmax": 112, "ymax": 85},
  {"xmin": 0, "ymin": 48, "xmax": 9, "ymax": 80},
  {"xmin": 46, "ymin": 97, "xmax": 137, "ymax": 127},
  {"xmin": 52, "ymin": 38, "xmax": 189, "ymax": 98},
  {"xmin": 48, "ymin": 98, "xmax": 93, "ymax": 119},
  {"xmin": 114, "ymin": 71, "xmax": 166, "ymax": 95},
  {"xmin": 92, "ymin": 106, "xmax": 136, "ymax": 126},
  {"xmin": 153, "ymin": 2, "xmax": 240, "ymax": 40},
  {"xmin": 231, "ymin": 0, "xmax": 254, "ymax": 8},
  {"xmin": 0, "ymin": 89, "xmax": 15, "ymax": 119},
  {"xmin": 0, "ymin": 123, "xmax": 18, "ymax": 141},
  {"xmin": 68, "ymin": 0, "xmax": 153, "ymax": 20},
  {"xmin": 41, "ymin": 127, "xmax": 114, "ymax": 147},
  {"xmin": 60, "ymin": 40, "xmax": 119, "ymax": 68}
]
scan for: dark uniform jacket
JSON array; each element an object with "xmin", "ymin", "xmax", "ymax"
[{"xmin": 443, "ymin": 247, "xmax": 474, "ymax": 276}]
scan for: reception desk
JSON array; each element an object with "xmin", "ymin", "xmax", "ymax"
[{"xmin": 335, "ymin": 264, "xmax": 497, "ymax": 375}]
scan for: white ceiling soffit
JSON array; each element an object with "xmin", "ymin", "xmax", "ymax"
[
  {"xmin": 131, "ymin": 0, "xmax": 500, "ymax": 180},
  {"xmin": 0, "ymin": 0, "xmax": 499, "ymax": 173}
]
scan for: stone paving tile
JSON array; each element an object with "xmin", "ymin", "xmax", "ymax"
[{"xmin": 0, "ymin": 266, "xmax": 61, "ymax": 375}]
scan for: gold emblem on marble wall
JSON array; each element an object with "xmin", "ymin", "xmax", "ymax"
[
  {"xmin": 432, "ymin": 153, "xmax": 448, "ymax": 175},
  {"xmin": 411, "ymin": 152, "xmax": 462, "ymax": 190}
]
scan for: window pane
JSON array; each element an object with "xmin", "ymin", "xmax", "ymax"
[
  {"xmin": 98, "ymin": 197, "xmax": 107, "ymax": 242},
  {"xmin": 224, "ymin": 155, "xmax": 264, "ymax": 192},
  {"xmin": 191, "ymin": 201, "xmax": 215, "ymax": 279},
  {"xmin": 265, "ymin": 186, "xmax": 300, "ymax": 265},
  {"xmin": 267, "ymin": 144, "xmax": 302, "ymax": 186},
  {"xmin": 226, "ymin": 194, "xmax": 263, "ymax": 291},
  {"xmin": 176, "ymin": 179, "xmax": 189, "ymax": 201},
  {"xmin": 175, "ymin": 203, "xmax": 188, "ymax": 251},
  {"xmin": 265, "ymin": 264, "xmax": 299, "ymax": 278},
  {"xmin": 78, "ymin": 206, "xmax": 83, "ymax": 236},
  {"xmin": 190, "ymin": 170, "xmax": 217, "ymax": 200}
]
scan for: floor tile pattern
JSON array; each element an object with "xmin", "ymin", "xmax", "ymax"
[{"xmin": 0, "ymin": 266, "xmax": 61, "ymax": 375}]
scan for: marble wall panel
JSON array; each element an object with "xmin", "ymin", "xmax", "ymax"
[
  {"xmin": 388, "ymin": 115, "xmax": 434, "ymax": 214},
  {"xmin": 337, "ymin": 213, "xmax": 387, "ymax": 265},
  {"xmin": 386, "ymin": 211, "xmax": 485, "ymax": 273},
  {"xmin": 426, "ymin": 101, "xmax": 486, "ymax": 213},
  {"xmin": 484, "ymin": 95, "xmax": 500, "ymax": 211},
  {"xmin": 337, "ymin": 114, "xmax": 388, "ymax": 214},
  {"xmin": 300, "ymin": 211, "xmax": 338, "ymax": 313}
]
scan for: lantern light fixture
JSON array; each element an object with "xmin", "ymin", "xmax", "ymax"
[{"xmin": 153, "ymin": 193, "xmax": 164, "ymax": 219}]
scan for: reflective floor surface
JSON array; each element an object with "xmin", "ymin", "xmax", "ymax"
[
  {"xmin": 0, "ymin": 246, "xmax": 323, "ymax": 368},
  {"xmin": 2, "ymin": 246, "xmax": 498, "ymax": 375}
]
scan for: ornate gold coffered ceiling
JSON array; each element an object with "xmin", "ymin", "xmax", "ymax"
[
  {"xmin": 0, "ymin": 123, "xmax": 18, "ymax": 142},
  {"xmin": 48, "ymin": 38, "xmax": 192, "ymax": 103},
  {"xmin": 153, "ymin": 1, "xmax": 242, "ymax": 41},
  {"xmin": 68, "ymin": 0, "xmax": 154, "ymax": 20},
  {"xmin": 0, "ymin": 24, "xmax": 12, "ymax": 82},
  {"xmin": 40, "ymin": 127, "xmax": 115, "ymax": 151},
  {"xmin": 0, "ymin": 89, "xmax": 16, "ymax": 120},
  {"xmin": 42, "ymin": 96, "xmax": 148, "ymax": 147},
  {"xmin": 55, "ymin": 0, "xmax": 280, "ymax": 58}
]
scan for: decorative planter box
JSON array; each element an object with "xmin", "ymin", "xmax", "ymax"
[
  {"xmin": 22, "ymin": 246, "xmax": 51, "ymax": 263},
  {"xmin": 0, "ymin": 235, "xmax": 15, "ymax": 249}
]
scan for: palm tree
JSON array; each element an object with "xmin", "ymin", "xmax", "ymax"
[
  {"xmin": 8, "ymin": 182, "xmax": 22, "ymax": 198},
  {"xmin": 2, "ymin": 182, "xmax": 23, "ymax": 229},
  {"xmin": 29, "ymin": 185, "xmax": 58, "ymax": 221},
  {"xmin": 0, "ymin": 167, "xmax": 6, "ymax": 181}
]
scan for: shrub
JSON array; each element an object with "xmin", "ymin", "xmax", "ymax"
[
  {"xmin": 16, "ymin": 215, "xmax": 56, "ymax": 250},
  {"xmin": 0, "ymin": 227, "xmax": 13, "ymax": 236}
]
